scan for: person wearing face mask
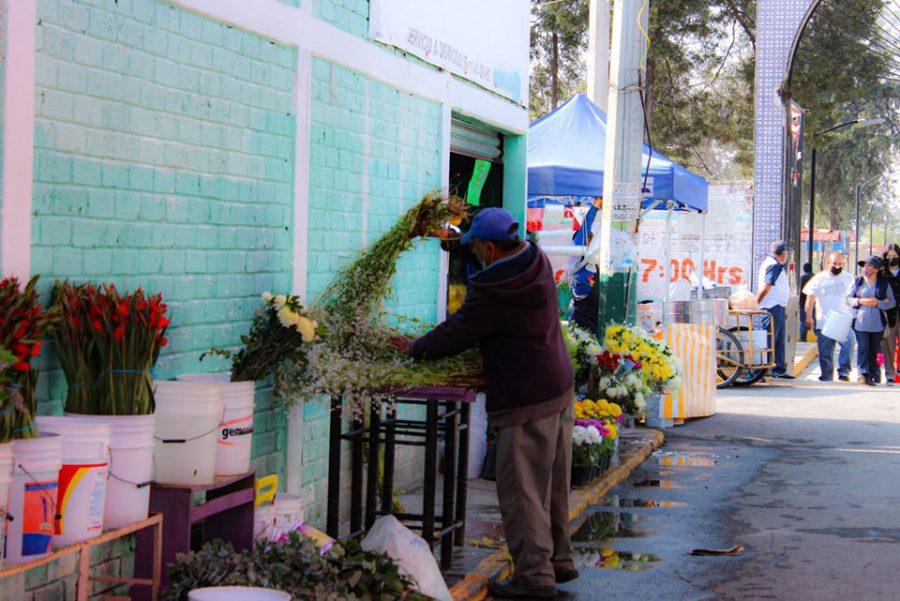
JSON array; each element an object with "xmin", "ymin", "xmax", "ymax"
[
  {"xmin": 881, "ymin": 244, "xmax": 900, "ymax": 385},
  {"xmin": 846, "ymin": 256, "xmax": 897, "ymax": 386},
  {"xmin": 803, "ymin": 252, "xmax": 854, "ymax": 381},
  {"xmin": 392, "ymin": 207, "xmax": 576, "ymax": 599}
]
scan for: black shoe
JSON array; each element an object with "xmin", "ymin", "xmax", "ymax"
[
  {"xmin": 554, "ymin": 567, "xmax": 579, "ymax": 583},
  {"xmin": 488, "ymin": 579, "xmax": 557, "ymax": 599},
  {"xmin": 865, "ymin": 377, "xmax": 877, "ymax": 387},
  {"xmin": 838, "ymin": 375, "xmax": 850, "ymax": 382},
  {"xmin": 818, "ymin": 376, "xmax": 833, "ymax": 382},
  {"xmin": 772, "ymin": 373, "xmax": 795, "ymax": 380}
]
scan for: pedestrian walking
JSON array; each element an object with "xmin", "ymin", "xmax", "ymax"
[
  {"xmin": 881, "ymin": 244, "xmax": 900, "ymax": 385},
  {"xmin": 394, "ymin": 208, "xmax": 576, "ymax": 599},
  {"xmin": 803, "ymin": 252, "xmax": 853, "ymax": 381},
  {"xmin": 757, "ymin": 241, "xmax": 794, "ymax": 380},
  {"xmin": 569, "ymin": 202, "xmax": 601, "ymax": 332},
  {"xmin": 799, "ymin": 262, "xmax": 814, "ymax": 343},
  {"xmin": 846, "ymin": 256, "xmax": 897, "ymax": 386}
]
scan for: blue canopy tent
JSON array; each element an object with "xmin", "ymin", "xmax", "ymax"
[
  {"xmin": 527, "ymin": 94, "xmax": 711, "ymax": 314},
  {"xmin": 527, "ymin": 93, "xmax": 708, "ymax": 213}
]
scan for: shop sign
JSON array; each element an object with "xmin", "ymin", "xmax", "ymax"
[{"xmin": 369, "ymin": 0, "xmax": 529, "ymax": 104}]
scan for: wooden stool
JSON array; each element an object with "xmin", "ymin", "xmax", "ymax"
[{"xmin": 134, "ymin": 471, "xmax": 255, "ymax": 599}]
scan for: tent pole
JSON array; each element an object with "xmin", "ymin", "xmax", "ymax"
[
  {"xmin": 698, "ymin": 211, "xmax": 707, "ymax": 293},
  {"xmin": 664, "ymin": 202, "xmax": 673, "ymax": 326}
]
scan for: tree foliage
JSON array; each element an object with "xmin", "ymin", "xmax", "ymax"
[
  {"xmin": 530, "ymin": 0, "xmax": 589, "ymax": 119},
  {"xmin": 790, "ymin": 0, "xmax": 899, "ymax": 231}
]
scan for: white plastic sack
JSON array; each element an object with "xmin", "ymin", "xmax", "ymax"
[
  {"xmin": 729, "ymin": 287, "xmax": 759, "ymax": 310},
  {"xmin": 361, "ymin": 515, "xmax": 452, "ymax": 601}
]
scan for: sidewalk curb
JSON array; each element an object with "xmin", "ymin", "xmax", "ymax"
[
  {"xmin": 449, "ymin": 429, "xmax": 665, "ymax": 601},
  {"xmin": 794, "ymin": 344, "xmax": 818, "ymax": 374}
]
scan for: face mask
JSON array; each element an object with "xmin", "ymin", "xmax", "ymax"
[
  {"xmin": 830, "ymin": 267, "xmax": 843, "ymax": 275},
  {"xmin": 890, "ymin": 258, "xmax": 900, "ymax": 267}
]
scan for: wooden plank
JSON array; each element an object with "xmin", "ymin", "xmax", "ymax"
[
  {"xmin": 0, "ymin": 545, "xmax": 81, "ymax": 578},
  {"xmin": 189, "ymin": 489, "xmax": 254, "ymax": 523},
  {"xmin": 89, "ymin": 576, "xmax": 155, "ymax": 586},
  {"xmin": 153, "ymin": 470, "xmax": 255, "ymax": 492}
]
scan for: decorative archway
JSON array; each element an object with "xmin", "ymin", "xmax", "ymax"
[{"xmin": 751, "ymin": 0, "xmax": 818, "ymax": 281}]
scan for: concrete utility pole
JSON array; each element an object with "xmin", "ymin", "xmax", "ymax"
[
  {"xmin": 587, "ymin": 0, "xmax": 610, "ymax": 110},
  {"xmin": 586, "ymin": 0, "xmax": 649, "ymax": 333}
]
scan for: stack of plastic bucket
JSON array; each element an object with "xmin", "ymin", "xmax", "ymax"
[
  {"xmin": 154, "ymin": 380, "xmax": 223, "ymax": 486},
  {"xmin": 6, "ymin": 433, "xmax": 62, "ymax": 564},
  {"xmin": 176, "ymin": 373, "xmax": 255, "ymax": 476},
  {"xmin": 36, "ymin": 417, "xmax": 110, "ymax": 547},
  {"xmin": 65, "ymin": 414, "xmax": 155, "ymax": 530}
]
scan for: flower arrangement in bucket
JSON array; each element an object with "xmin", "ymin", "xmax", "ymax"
[
  {"xmin": 603, "ymin": 325, "xmax": 680, "ymax": 394},
  {"xmin": 50, "ymin": 281, "xmax": 169, "ymax": 528},
  {"xmin": 52, "ymin": 282, "xmax": 169, "ymax": 415},
  {"xmin": 571, "ymin": 399, "xmax": 619, "ymax": 486},
  {"xmin": 591, "ymin": 350, "xmax": 652, "ymax": 418},
  {"xmin": 0, "ymin": 276, "xmax": 59, "ymax": 439}
]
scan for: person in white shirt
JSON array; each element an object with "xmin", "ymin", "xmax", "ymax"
[
  {"xmin": 803, "ymin": 252, "xmax": 854, "ymax": 381},
  {"xmin": 757, "ymin": 241, "xmax": 793, "ymax": 379}
]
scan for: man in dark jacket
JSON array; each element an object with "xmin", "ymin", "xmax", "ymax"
[{"xmin": 394, "ymin": 207, "xmax": 576, "ymax": 599}]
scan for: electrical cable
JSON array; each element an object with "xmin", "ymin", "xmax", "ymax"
[
  {"xmin": 798, "ymin": 14, "xmax": 900, "ymax": 72},
  {"xmin": 811, "ymin": 4, "xmax": 900, "ymax": 60},
  {"xmin": 828, "ymin": 0, "xmax": 900, "ymax": 50}
]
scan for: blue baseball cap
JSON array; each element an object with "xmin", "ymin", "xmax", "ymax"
[{"xmin": 460, "ymin": 208, "xmax": 520, "ymax": 246}]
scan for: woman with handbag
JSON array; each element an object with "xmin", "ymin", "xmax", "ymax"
[
  {"xmin": 881, "ymin": 244, "xmax": 900, "ymax": 385},
  {"xmin": 846, "ymin": 256, "xmax": 897, "ymax": 386}
]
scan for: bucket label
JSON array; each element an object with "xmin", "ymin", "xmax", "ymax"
[
  {"xmin": 22, "ymin": 480, "xmax": 57, "ymax": 556},
  {"xmin": 56, "ymin": 462, "xmax": 108, "ymax": 536},
  {"xmin": 219, "ymin": 415, "xmax": 253, "ymax": 446}
]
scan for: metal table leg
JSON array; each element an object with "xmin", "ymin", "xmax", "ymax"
[
  {"xmin": 440, "ymin": 400, "xmax": 458, "ymax": 569},
  {"xmin": 326, "ymin": 394, "xmax": 342, "ymax": 537},
  {"xmin": 422, "ymin": 400, "xmax": 438, "ymax": 545},
  {"xmin": 365, "ymin": 401, "xmax": 381, "ymax": 529},
  {"xmin": 454, "ymin": 400, "xmax": 471, "ymax": 546}
]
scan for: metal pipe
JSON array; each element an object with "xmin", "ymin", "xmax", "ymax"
[
  {"xmin": 698, "ymin": 211, "xmax": 707, "ymax": 292},
  {"xmin": 664, "ymin": 202, "xmax": 674, "ymax": 325},
  {"xmin": 808, "ymin": 147, "xmax": 816, "ymax": 271},
  {"xmin": 855, "ymin": 185, "xmax": 861, "ymax": 274}
]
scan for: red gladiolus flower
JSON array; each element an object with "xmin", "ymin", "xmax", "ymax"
[
  {"xmin": 12, "ymin": 360, "xmax": 30, "ymax": 372},
  {"xmin": 92, "ymin": 320, "xmax": 103, "ymax": 332},
  {"xmin": 13, "ymin": 343, "xmax": 30, "ymax": 359},
  {"xmin": 160, "ymin": 337, "xmax": 168, "ymax": 347},
  {"xmin": 30, "ymin": 342, "xmax": 43, "ymax": 357},
  {"xmin": 157, "ymin": 316, "xmax": 170, "ymax": 329},
  {"xmin": 114, "ymin": 325, "xmax": 125, "ymax": 342}
]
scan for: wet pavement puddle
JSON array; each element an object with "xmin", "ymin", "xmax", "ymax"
[
  {"xmin": 631, "ymin": 478, "xmax": 682, "ymax": 489},
  {"xmin": 572, "ymin": 511, "xmax": 651, "ymax": 541},
  {"xmin": 652, "ymin": 450, "xmax": 720, "ymax": 467},
  {"xmin": 573, "ymin": 547, "xmax": 662, "ymax": 572},
  {"xmin": 602, "ymin": 495, "xmax": 687, "ymax": 509}
]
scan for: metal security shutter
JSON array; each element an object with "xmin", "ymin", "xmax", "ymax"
[{"xmin": 450, "ymin": 118, "xmax": 503, "ymax": 162}]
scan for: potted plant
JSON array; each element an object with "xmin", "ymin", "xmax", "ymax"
[
  {"xmin": 571, "ymin": 400, "xmax": 618, "ymax": 487},
  {"xmin": 52, "ymin": 282, "xmax": 168, "ymax": 528},
  {"xmin": 602, "ymin": 324, "xmax": 681, "ymax": 417},
  {"xmin": 196, "ymin": 293, "xmax": 320, "ymax": 477},
  {"xmin": 0, "ymin": 276, "xmax": 62, "ymax": 564}
]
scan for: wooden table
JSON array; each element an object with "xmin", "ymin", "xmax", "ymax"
[{"xmin": 0, "ymin": 513, "xmax": 163, "ymax": 600}]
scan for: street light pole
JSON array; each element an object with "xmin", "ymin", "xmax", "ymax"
[{"xmin": 808, "ymin": 117, "xmax": 884, "ymax": 272}]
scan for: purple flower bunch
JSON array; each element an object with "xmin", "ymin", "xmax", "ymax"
[{"xmin": 575, "ymin": 418, "xmax": 609, "ymax": 438}]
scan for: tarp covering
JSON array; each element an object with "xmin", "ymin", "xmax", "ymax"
[{"xmin": 527, "ymin": 94, "xmax": 709, "ymax": 213}]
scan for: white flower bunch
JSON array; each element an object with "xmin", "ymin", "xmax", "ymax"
[
  {"xmin": 261, "ymin": 292, "xmax": 318, "ymax": 342},
  {"xmin": 573, "ymin": 424, "xmax": 603, "ymax": 447}
]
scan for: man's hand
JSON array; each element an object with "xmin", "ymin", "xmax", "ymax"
[
  {"xmin": 389, "ymin": 335, "xmax": 414, "ymax": 355},
  {"xmin": 805, "ymin": 317, "xmax": 814, "ymax": 330},
  {"xmin": 858, "ymin": 297, "xmax": 879, "ymax": 308}
]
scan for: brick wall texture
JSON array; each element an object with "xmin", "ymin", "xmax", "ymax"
[{"xmin": 0, "ymin": 0, "xmax": 460, "ymax": 596}]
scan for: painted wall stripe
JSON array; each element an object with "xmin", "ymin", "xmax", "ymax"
[{"xmin": 1, "ymin": 0, "xmax": 37, "ymax": 280}]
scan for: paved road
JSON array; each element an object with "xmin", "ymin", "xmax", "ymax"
[{"xmin": 557, "ymin": 367, "xmax": 900, "ymax": 600}]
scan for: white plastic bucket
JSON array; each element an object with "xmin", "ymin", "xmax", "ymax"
[
  {"xmin": 254, "ymin": 494, "xmax": 305, "ymax": 539},
  {"xmin": 177, "ymin": 373, "xmax": 255, "ymax": 476},
  {"xmin": 6, "ymin": 434, "xmax": 62, "ymax": 564},
  {"xmin": 467, "ymin": 394, "xmax": 488, "ymax": 479},
  {"xmin": 822, "ymin": 310, "xmax": 853, "ymax": 343},
  {"xmin": 189, "ymin": 586, "xmax": 290, "ymax": 601},
  {"xmin": 154, "ymin": 380, "xmax": 223, "ymax": 486},
  {"xmin": 36, "ymin": 417, "xmax": 110, "ymax": 547},
  {"xmin": 0, "ymin": 442, "xmax": 14, "ymax": 568},
  {"xmin": 65, "ymin": 413, "xmax": 155, "ymax": 530}
]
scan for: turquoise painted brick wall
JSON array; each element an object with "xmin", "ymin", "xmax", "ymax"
[
  {"xmin": 30, "ymin": 0, "xmax": 296, "ymax": 484},
  {"xmin": 315, "ymin": 0, "xmax": 368, "ymax": 38},
  {"xmin": 300, "ymin": 57, "xmax": 441, "ymax": 525}
]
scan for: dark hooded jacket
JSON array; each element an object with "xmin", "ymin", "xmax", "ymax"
[{"xmin": 411, "ymin": 242, "xmax": 574, "ymax": 416}]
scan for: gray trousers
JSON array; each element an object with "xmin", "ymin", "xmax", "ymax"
[
  {"xmin": 884, "ymin": 320, "xmax": 900, "ymax": 379},
  {"xmin": 495, "ymin": 404, "xmax": 575, "ymax": 587}
]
